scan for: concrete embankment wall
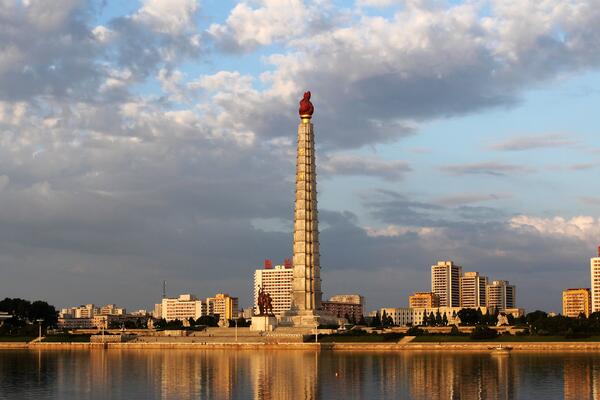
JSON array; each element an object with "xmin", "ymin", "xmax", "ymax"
[{"xmin": 5, "ymin": 341, "xmax": 600, "ymax": 351}]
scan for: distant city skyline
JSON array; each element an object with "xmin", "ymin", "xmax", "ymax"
[{"xmin": 1, "ymin": 1, "xmax": 600, "ymax": 313}]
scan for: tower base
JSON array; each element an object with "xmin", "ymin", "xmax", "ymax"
[{"xmin": 279, "ymin": 309, "xmax": 340, "ymax": 328}]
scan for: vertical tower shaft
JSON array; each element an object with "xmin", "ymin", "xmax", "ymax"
[{"xmin": 292, "ymin": 120, "xmax": 322, "ymax": 311}]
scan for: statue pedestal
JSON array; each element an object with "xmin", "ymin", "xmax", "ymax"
[{"xmin": 250, "ymin": 315, "xmax": 278, "ymax": 332}]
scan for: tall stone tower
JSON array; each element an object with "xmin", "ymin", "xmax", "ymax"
[
  {"xmin": 282, "ymin": 92, "xmax": 337, "ymax": 328},
  {"xmin": 292, "ymin": 91, "xmax": 322, "ymax": 312}
]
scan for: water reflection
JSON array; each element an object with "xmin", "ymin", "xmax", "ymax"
[{"xmin": 3, "ymin": 349, "xmax": 600, "ymax": 399}]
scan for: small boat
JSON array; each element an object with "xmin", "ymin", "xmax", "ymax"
[{"xmin": 490, "ymin": 345, "xmax": 513, "ymax": 355}]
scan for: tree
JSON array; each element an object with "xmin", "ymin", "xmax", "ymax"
[
  {"xmin": 422, "ymin": 310, "xmax": 428, "ymax": 326},
  {"xmin": 526, "ymin": 310, "xmax": 548, "ymax": 325},
  {"xmin": 442, "ymin": 313, "xmax": 448, "ymax": 326},
  {"xmin": 483, "ymin": 309, "xmax": 491, "ymax": 325},
  {"xmin": 197, "ymin": 315, "xmax": 219, "ymax": 327},
  {"xmin": 470, "ymin": 325, "xmax": 498, "ymax": 340},
  {"xmin": 457, "ymin": 309, "xmax": 479, "ymax": 326},
  {"xmin": 381, "ymin": 310, "xmax": 388, "ymax": 327},
  {"xmin": 476, "ymin": 308, "xmax": 483, "ymax": 325},
  {"xmin": 358, "ymin": 315, "xmax": 367, "ymax": 326},
  {"xmin": 165, "ymin": 319, "xmax": 183, "ymax": 329},
  {"xmin": 0, "ymin": 298, "xmax": 58, "ymax": 335},
  {"xmin": 435, "ymin": 311, "xmax": 442, "ymax": 327},
  {"xmin": 370, "ymin": 312, "xmax": 382, "ymax": 328},
  {"xmin": 428, "ymin": 312, "xmax": 435, "ymax": 327}
]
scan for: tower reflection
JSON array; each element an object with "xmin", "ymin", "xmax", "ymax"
[{"xmin": 5, "ymin": 348, "xmax": 600, "ymax": 399}]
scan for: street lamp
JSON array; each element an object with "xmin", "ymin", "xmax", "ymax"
[
  {"xmin": 234, "ymin": 318, "xmax": 238, "ymax": 343},
  {"xmin": 36, "ymin": 319, "xmax": 44, "ymax": 341},
  {"xmin": 314, "ymin": 316, "xmax": 320, "ymax": 344}
]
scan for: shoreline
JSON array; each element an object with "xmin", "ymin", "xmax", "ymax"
[{"xmin": 4, "ymin": 341, "xmax": 600, "ymax": 351}]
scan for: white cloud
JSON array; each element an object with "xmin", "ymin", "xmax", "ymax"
[
  {"xmin": 208, "ymin": 0, "xmax": 335, "ymax": 52},
  {"xmin": 133, "ymin": 0, "xmax": 199, "ymax": 35},
  {"xmin": 509, "ymin": 215, "xmax": 600, "ymax": 244}
]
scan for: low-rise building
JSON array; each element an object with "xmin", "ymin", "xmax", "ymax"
[
  {"xmin": 57, "ymin": 317, "xmax": 95, "ymax": 329},
  {"xmin": 380, "ymin": 308, "xmax": 415, "ymax": 326},
  {"xmin": 381, "ymin": 306, "xmax": 492, "ymax": 326},
  {"xmin": 159, "ymin": 294, "xmax": 205, "ymax": 322},
  {"xmin": 408, "ymin": 292, "xmax": 440, "ymax": 308},
  {"xmin": 100, "ymin": 304, "xmax": 126, "ymax": 315},
  {"xmin": 206, "ymin": 293, "xmax": 238, "ymax": 321},
  {"xmin": 322, "ymin": 295, "xmax": 364, "ymax": 322},
  {"xmin": 562, "ymin": 288, "xmax": 592, "ymax": 318}
]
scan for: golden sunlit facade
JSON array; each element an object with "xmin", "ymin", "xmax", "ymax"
[{"xmin": 562, "ymin": 288, "xmax": 591, "ymax": 318}]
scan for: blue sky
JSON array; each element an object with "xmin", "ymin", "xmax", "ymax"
[{"xmin": 0, "ymin": 0, "xmax": 599, "ymax": 313}]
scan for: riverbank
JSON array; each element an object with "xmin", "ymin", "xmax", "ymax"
[{"xmin": 5, "ymin": 341, "xmax": 600, "ymax": 351}]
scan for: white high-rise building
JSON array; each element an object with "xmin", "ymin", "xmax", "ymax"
[
  {"xmin": 253, "ymin": 263, "xmax": 293, "ymax": 316},
  {"xmin": 486, "ymin": 280, "xmax": 516, "ymax": 311},
  {"xmin": 460, "ymin": 272, "xmax": 487, "ymax": 308},
  {"xmin": 591, "ymin": 247, "xmax": 600, "ymax": 313},
  {"xmin": 159, "ymin": 294, "xmax": 205, "ymax": 322},
  {"xmin": 431, "ymin": 261, "xmax": 462, "ymax": 307}
]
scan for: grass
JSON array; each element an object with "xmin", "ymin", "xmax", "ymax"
[
  {"xmin": 318, "ymin": 333, "xmax": 404, "ymax": 343},
  {"xmin": 42, "ymin": 334, "xmax": 91, "ymax": 343},
  {"xmin": 412, "ymin": 335, "xmax": 600, "ymax": 342},
  {"xmin": 0, "ymin": 336, "xmax": 35, "ymax": 342}
]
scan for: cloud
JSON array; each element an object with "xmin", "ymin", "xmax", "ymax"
[
  {"xmin": 320, "ymin": 154, "xmax": 411, "ymax": 181},
  {"xmin": 570, "ymin": 163, "xmax": 599, "ymax": 171},
  {"xmin": 509, "ymin": 215, "xmax": 600, "ymax": 245},
  {"xmin": 435, "ymin": 192, "xmax": 512, "ymax": 206},
  {"xmin": 195, "ymin": 0, "xmax": 600, "ymax": 151},
  {"xmin": 580, "ymin": 196, "xmax": 600, "ymax": 206},
  {"xmin": 0, "ymin": 0, "xmax": 101, "ymax": 101},
  {"xmin": 132, "ymin": 0, "xmax": 199, "ymax": 36},
  {"xmin": 441, "ymin": 162, "xmax": 533, "ymax": 176},
  {"xmin": 490, "ymin": 133, "xmax": 577, "ymax": 151},
  {"xmin": 1, "ymin": 0, "xmax": 600, "ymax": 314},
  {"xmin": 207, "ymin": 0, "xmax": 337, "ymax": 53}
]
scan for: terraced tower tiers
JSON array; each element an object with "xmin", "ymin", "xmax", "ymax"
[
  {"xmin": 281, "ymin": 92, "xmax": 337, "ymax": 328},
  {"xmin": 292, "ymin": 117, "xmax": 322, "ymax": 311}
]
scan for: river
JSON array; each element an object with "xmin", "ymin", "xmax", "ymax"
[{"xmin": 0, "ymin": 349, "xmax": 593, "ymax": 399}]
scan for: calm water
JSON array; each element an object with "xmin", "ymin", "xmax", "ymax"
[{"xmin": 0, "ymin": 349, "xmax": 596, "ymax": 399}]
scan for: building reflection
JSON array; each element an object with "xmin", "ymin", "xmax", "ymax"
[
  {"xmin": 562, "ymin": 355, "xmax": 600, "ymax": 400},
  {"xmin": 14, "ymin": 348, "xmax": 600, "ymax": 398}
]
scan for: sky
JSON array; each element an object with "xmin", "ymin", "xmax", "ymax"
[{"xmin": 1, "ymin": 0, "xmax": 600, "ymax": 313}]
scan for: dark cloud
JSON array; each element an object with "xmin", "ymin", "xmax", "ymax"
[
  {"xmin": 0, "ymin": 0, "xmax": 102, "ymax": 101},
  {"xmin": 434, "ymin": 193, "xmax": 513, "ymax": 206},
  {"xmin": 0, "ymin": 0, "xmax": 599, "ymax": 314},
  {"xmin": 320, "ymin": 154, "xmax": 411, "ymax": 181}
]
